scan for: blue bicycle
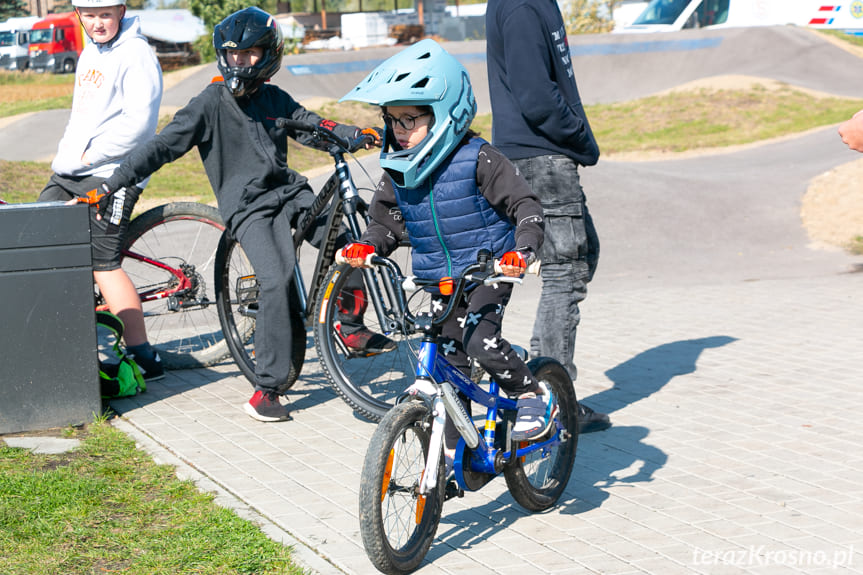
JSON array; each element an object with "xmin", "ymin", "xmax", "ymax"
[{"xmin": 357, "ymin": 253, "xmax": 579, "ymax": 574}]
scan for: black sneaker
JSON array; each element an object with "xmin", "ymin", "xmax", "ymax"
[
  {"xmin": 130, "ymin": 352, "xmax": 165, "ymax": 381},
  {"xmin": 244, "ymin": 390, "xmax": 291, "ymax": 422},
  {"xmin": 577, "ymin": 402, "xmax": 611, "ymax": 434}
]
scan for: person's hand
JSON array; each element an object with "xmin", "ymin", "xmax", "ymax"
[
  {"xmin": 498, "ymin": 250, "xmax": 530, "ymax": 278},
  {"xmin": 351, "ymin": 127, "xmax": 383, "ymax": 151},
  {"xmin": 70, "ymin": 186, "xmax": 112, "ymax": 211},
  {"xmin": 339, "ymin": 242, "xmax": 376, "ymax": 267},
  {"xmin": 95, "ymin": 184, "xmax": 118, "ymax": 220},
  {"xmin": 839, "ymin": 110, "xmax": 863, "ymax": 152},
  {"xmin": 94, "ymin": 184, "xmax": 137, "ymax": 233}
]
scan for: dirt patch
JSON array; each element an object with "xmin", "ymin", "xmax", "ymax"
[
  {"xmin": 651, "ymin": 73, "xmax": 843, "ymax": 100},
  {"xmin": 802, "ymin": 157, "xmax": 863, "ymax": 250}
]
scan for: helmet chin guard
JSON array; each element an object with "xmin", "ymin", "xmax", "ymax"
[{"xmin": 213, "ymin": 7, "xmax": 284, "ymax": 98}]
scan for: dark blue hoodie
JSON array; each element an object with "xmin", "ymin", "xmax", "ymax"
[{"xmin": 486, "ymin": 0, "xmax": 600, "ymax": 166}]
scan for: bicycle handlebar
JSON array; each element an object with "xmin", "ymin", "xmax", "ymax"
[
  {"xmin": 275, "ymin": 118, "xmax": 355, "ymax": 154},
  {"xmin": 363, "ymin": 250, "xmax": 538, "ymax": 331}
]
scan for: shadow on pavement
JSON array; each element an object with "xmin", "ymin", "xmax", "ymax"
[
  {"xmin": 586, "ymin": 335, "xmax": 738, "ymax": 414},
  {"xmin": 424, "ymin": 335, "xmax": 739, "ymax": 562}
]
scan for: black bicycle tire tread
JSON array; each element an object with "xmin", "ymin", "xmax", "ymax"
[
  {"xmin": 359, "ymin": 401, "xmax": 444, "ymax": 574},
  {"xmin": 504, "ymin": 356, "xmax": 579, "ymax": 512},
  {"xmin": 314, "ymin": 263, "xmax": 391, "ymax": 422}
]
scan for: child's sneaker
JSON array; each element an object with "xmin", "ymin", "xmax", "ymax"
[
  {"xmin": 244, "ymin": 390, "xmax": 291, "ymax": 422},
  {"xmin": 511, "ymin": 381, "xmax": 558, "ymax": 442},
  {"xmin": 130, "ymin": 351, "xmax": 164, "ymax": 381}
]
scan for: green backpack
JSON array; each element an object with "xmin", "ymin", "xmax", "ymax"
[{"xmin": 96, "ymin": 311, "xmax": 146, "ymax": 398}]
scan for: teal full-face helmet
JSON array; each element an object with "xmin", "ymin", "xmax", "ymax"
[{"xmin": 340, "ymin": 39, "xmax": 477, "ymax": 189}]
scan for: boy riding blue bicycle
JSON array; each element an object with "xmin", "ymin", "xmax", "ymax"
[{"xmin": 338, "ymin": 39, "xmax": 555, "ymax": 462}]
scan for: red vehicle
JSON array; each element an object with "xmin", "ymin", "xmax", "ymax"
[{"xmin": 28, "ymin": 12, "xmax": 84, "ymax": 74}]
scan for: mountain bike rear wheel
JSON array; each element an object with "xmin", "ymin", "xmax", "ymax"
[
  {"xmin": 214, "ymin": 232, "xmax": 305, "ymax": 392},
  {"xmin": 359, "ymin": 401, "xmax": 444, "ymax": 574},
  {"xmin": 120, "ymin": 202, "xmax": 228, "ymax": 370},
  {"xmin": 503, "ymin": 357, "xmax": 579, "ymax": 512},
  {"xmin": 314, "ymin": 258, "xmax": 426, "ymax": 422}
]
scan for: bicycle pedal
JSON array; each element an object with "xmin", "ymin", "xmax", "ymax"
[
  {"xmin": 444, "ymin": 480, "xmax": 464, "ymax": 501},
  {"xmin": 237, "ymin": 275, "xmax": 260, "ymax": 303}
]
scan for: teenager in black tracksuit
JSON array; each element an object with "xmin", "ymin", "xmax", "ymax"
[{"xmin": 101, "ymin": 7, "xmax": 384, "ymax": 422}]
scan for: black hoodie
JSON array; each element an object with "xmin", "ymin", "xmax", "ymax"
[
  {"xmin": 105, "ymin": 81, "xmax": 360, "ymax": 235},
  {"xmin": 486, "ymin": 0, "xmax": 600, "ymax": 166}
]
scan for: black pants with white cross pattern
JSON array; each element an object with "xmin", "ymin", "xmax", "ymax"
[{"xmin": 433, "ymin": 281, "xmax": 539, "ymax": 450}]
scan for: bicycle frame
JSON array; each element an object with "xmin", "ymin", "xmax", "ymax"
[
  {"xmin": 116, "ymin": 248, "xmax": 199, "ymax": 309},
  {"xmin": 233, "ymin": 122, "xmax": 400, "ymax": 333},
  {"xmin": 373, "ymin": 253, "xmax": 565, "ymax": 496},
  {"xmin": 407, "ymin": 338, "xmax": 567, "ymax": 496}
]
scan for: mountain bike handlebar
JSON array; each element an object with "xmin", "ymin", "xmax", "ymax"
[{"xmin": 275, "ymin": 118, "xmax": 377, "ymax": 154}]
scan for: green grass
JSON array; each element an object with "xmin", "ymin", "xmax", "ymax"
[
  {"xmin": 0, "ymin": 101, "xmax": 383, "ymax": 206},
  {"xmin": 0, "ymin": 419, "xmax": 306, "ymax": 575},
  {"xmin": 5, "ymin": 85, "xmax": 859, "ymax": 205},
  {"xmin": 0, "ymin": 70, "xmax": 75, "ymax": 117},
  {"xmin": 820, "ymin": 29, "xmax": 863, "ymax": 48},
  {"xmin": 587, "ymin": 84, "xmax": 863, "ymax": 154}
]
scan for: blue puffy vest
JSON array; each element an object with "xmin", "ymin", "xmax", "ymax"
[{"xmin": 393, "ymin": 137, "xmax": 515, "ymax": 279}]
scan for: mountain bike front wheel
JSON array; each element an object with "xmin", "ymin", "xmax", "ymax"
[
  {"xmin": 314, "ymin": 259, "xmax": 425, "ymax": 422},
  {"xmin": 214, "ymin": 232, "xmax": 305, "ymax": 392},
  {"xmin": 120, "ymin": 202, "xmax": 228, "ymax": 370},
  {"xmin": 503, "ymin": 357, "xmax": 579, "ymax": 512},
  {"xmin": 359, "ymin": 400, "xmax": 445, "ymax": 574}
]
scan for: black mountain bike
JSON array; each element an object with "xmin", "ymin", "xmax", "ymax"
[{"xmin": 215, "ymin": 119, "xmax": 424, "ymax": 407}]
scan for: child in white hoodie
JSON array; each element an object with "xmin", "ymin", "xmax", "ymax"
[{"xmin": 38, "ymin": 0, "xmax": 164, "ymax": 379}]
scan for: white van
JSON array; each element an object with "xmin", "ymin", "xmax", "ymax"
[
  {"xmin": 0, "ymin": 16, "xmax": 40, "ymax": 71},
  {"xmin": 617, "ymin": 0, "xmax": 863, "ymax": 34}
]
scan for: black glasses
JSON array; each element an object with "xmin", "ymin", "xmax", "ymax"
[{"xmin": 382, "ymin": 112, "xmax": 430, "ymax": 131}]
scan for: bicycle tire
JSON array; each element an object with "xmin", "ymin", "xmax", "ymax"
[
  {"xmin": 359, "ymin": 400, "xmax": 445, "ymax": 574},
  {"xmin": 120, "ymin": 202, "xmax": 228, "ymax": 370},
  {"xmin": 314, "ymin": 260, "xmax": 426, "ymax": 422},
  {"xmin": 503, "ymin": 357, "xmax": 579, "ymax": 512},
  {"xmin": 214, "ymin": 231, "xmax": 306, "ymax": 392}
]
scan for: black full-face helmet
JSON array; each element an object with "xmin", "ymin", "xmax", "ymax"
[{"xmin": 213, "ymin": 7, "xmax": 284, "ymax": 98}]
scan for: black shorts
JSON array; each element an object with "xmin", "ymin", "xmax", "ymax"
[{"xmin": 38, "ymin": 173, "xmax": 139, "ymax": 271}]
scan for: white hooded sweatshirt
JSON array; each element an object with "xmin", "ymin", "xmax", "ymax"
[{"xmin": 51, "ymin": 15, "xmax": 162, "ymax": 184}]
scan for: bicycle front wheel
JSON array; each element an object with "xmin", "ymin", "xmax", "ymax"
[
  {"xmin": 359, "ymin": 401, "xmax": 444, "ymax": 574},
  {"xmin": 120, "ymin": 202, "xmax": 227, "ymax": 370},
  {"xmin": 214, "ymin": 231, "xmax": 306, "ymax": 392},
  {"xmin": 314, "ymin": 261, "xmax": 425, "ymax": 422},
  {"xmin": 503, "ymin": 357, "xmax": 579, "ymax": 512}
]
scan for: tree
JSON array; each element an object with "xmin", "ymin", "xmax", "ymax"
[
  {"xmin": 561, "ymin": 0, "xmax": 620, "ymax": 35},
  {"xmin": 0, "ymin": 0, "xmax": 28, "ymax": 20},
  {"xmin": 189, "ymin": 0, "xmax": 276, "ymax": 61}
]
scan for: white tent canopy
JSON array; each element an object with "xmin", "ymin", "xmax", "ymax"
[{"xmin": 126, "ymin": 9, "xmax": 206, "ymax": 44}]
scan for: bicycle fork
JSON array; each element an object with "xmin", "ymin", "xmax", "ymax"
[{"xmin": 411, "ymin": 375, "xmax": 483, "ymax": 496}]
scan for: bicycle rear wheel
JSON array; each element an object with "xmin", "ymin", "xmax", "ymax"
[
  {"xmin": 359, "ymin": 401, "xmax": 444, "ymax": 574},
  {"xmin": 214, "ymin": 232, "xmax": 306, "ymax": 392},
  {"xmin": 120, "ymin": 202, "xmax": 227, "ymax": 370},
  {"xmin": 503, "ymin": 357, "xmax": 579, "ymax": 512},
  {"xmin": 314, "ymin": 258, "xmax": 426, "ymax": 422}
]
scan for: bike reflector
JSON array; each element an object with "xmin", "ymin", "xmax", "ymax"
[{"xmin": 439, "ymin": 277, "xmax": 453, "ymax": 296}]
